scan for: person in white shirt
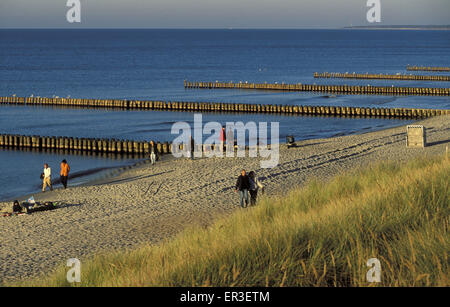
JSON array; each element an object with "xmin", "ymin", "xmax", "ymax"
[
  {"xmin": 42, "ymin": 163, "xmax": 53, "ymax": 192},
  {"xmin": 248, "ymin": 171, "xmax": 264, "ymax": 206},
  {"xmin": 150, "ymin": 140, "xmax": 157, "ymax": 165}
]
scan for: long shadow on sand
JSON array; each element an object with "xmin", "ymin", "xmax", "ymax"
[
  {"xmin": 95, "ymin": 170, "xmax": 174, "ymax": 186},
  {"xmin": 426, "ymin": 139, "xmax": 450, "ymax": 147},
  {"xmin": 285, "ymin": 141, "xmax": 330, "ymax": 149}
]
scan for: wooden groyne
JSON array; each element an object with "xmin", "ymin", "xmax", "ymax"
[
  {"xmin": 0, "ymin": 96, "xmax": 449, "ymax": 119},
  {"xmin": 0, "ymin": 134, "xmax": 240, "ymax": 156},
  {"xmin": 406, "ymin": 66, "xmax": 450, "ymax": 72},
  {"xmin": 184, "ymin": 80, "xmax": 450, "ymax": 96},
  {"xmin": 313, "ymin": 72, "xmax": 450, "ymax": 82},
  {"xmin": 0, "ymin": 134, "xmax": 171, "ymax": 157}
]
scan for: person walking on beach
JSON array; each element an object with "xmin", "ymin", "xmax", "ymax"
[
  {"xmin": 248, "ymin": 171, "xmax": 264, "ymax": 206},
  {"xmin": 235, "ymin": 169, "xmax": 250, "ymax": 208},
  {"xmin": 189, "ymin": 136, "xmax": 195, "ymax": 160},
  {"xmin": 42, "ymin": 163, "xmax": 53, "ymax": 192},
  {"xmin": 60, "ymin": 159, "xmax": 70, "ymax": 189},
  {"xmin": 150, "ymin": 140, "xmax": 157, "ymax": 165},
  {"xmin": 226, "ymin": 127, "xmax": 234, "ymax": 155},
  {"xmin": 219, "ymin": 126, "xmax": 226, "ymax": 153}
]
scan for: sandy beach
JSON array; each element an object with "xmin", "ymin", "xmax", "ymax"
[{"xmin": 0, "ymin": 115, "xmax": 448, "ymax": 283}]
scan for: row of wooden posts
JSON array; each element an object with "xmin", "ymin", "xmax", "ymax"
[
  {"xmin": 1, "ymin": 96, "xmax": 449, "ymax": 118},
  {"xmin": 0, "ymin": 134, "xmax": 239, "ymax": 157},
  {"xmin": 184, "ymin": 81, "xmax": 450, "ymax": 96},
  {"xmin": 313, "ymin": 72, "xmax": 450, "ymax": 82},
  {"xmin": 406, "ymin": 66, "xmax": 450, "ymax": 72},
  {"xmin": 0, "ymin": 134, "xmax": 171, "ymax": 156}
]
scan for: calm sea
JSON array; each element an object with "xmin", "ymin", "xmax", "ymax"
[{"xmin": 0, "ymin": 29, "xmax": 449, "ymax": 200}]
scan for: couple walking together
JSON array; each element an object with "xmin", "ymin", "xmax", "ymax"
[{"xmin": 235, "ymin": 169, "xmax": 264, "ymax": 208}]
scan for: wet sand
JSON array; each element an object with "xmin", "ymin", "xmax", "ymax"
[{"xmin": 0, "ymin": 115, "xmax": 449, "ymax": 283}]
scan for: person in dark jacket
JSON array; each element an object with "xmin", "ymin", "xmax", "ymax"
[
  {"xmin": 189, "ymin": 136, "xmax": 195, "ymax": 160},
  {"xmin": 235, "ymin": 169, "xmax": 250, "ymax": 208}
]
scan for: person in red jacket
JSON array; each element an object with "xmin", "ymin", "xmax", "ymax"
[
  {"xmin": 219, "ymin": 126, "xmax": 226, "ymax": 153},
  {"xmin": 60, "ymin": 159, "xmax": 70, "ymax": 189}
]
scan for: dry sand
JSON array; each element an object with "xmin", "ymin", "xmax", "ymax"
[{"xmin": 0, "ymin": 115, "xmax": 448, "ymax": 283}]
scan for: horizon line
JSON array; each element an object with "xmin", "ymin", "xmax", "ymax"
[
  {"xmin": 1, "ymin": 24, "xmax": 449, "ymax": 30},
  {"xmin": 1, "ymin": 26, "xmax": 450, "ymax": 30}
]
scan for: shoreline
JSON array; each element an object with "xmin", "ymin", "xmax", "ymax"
[
  {"xmin": 0, "ymin": 118, "xmax": 411, "ymax": 203},
  {"xmin": 1, "ymin": 160, "xmax": 142, "ymax": 203},
  {"xmin": 1, "ymin": 115, "xmax": 449, "ymax": 283},
  {"xmin": 0, "ymin": 153, "xmax": 179, "ymax": 203}
]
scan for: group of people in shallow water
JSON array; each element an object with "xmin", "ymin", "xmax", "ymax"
[
  {"xmin": 235, "ymin": 169, "xmax": 264, "ymax": 208},
  {"xmin": 41, "ymin": 159, "xmax": 70, "ymax": 192}
]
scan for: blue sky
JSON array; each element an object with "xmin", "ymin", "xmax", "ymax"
[{"xmin": 0, "ymin": 0, "xmax": 449, "ymax": 28}]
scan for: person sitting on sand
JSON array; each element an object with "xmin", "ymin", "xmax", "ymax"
[
  {"xmin": 42, "ymin": 163, "xmax": 53, "ymax": 192},
  {"xmin": 150, "ymin": 141, "xmax": 157, "ymax": 165},
  {"xmin": 235, "ymin": 169, "xmax": 250, "ymax": 208},
  {"xmin": 60, "ymin": 159, "xmax": 70, "ymax": 189},
  {"xmin": 248, "ymin": 171, "xmax": 264, "ymax": 206}
]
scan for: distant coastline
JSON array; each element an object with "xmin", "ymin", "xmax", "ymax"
[
  {"xmin": 1, "ymin": 26, "xmax": 450, "ymax": 31},
  {"xmin": 344, "ymin": 25, "xmax": 450, "ymax": 30}
]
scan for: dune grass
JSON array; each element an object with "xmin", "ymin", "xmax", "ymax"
[{"xmin": 12, "ymin": 155, "xmax": 449, "ymax": 287}]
